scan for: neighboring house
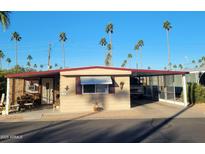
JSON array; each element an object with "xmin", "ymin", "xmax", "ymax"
[
  {"xmin": 184, "ymin": 68, "xmax": 205, "ymax": 86},
  {"xmin": 5, "ymin": 66, "xmax": 189, "ymax": 114}
]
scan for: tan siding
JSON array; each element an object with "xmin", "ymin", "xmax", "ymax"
[
  {"xmin": 60, "ymin": 75, "xmax": 130, "ymax": 113},
  {"xmin": 60, "ymin": 68, "xmax": 131, "ymax": 76}
]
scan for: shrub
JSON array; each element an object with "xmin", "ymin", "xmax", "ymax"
[{"xmin": 187, "ymin": 82, "xmax": 205, "ymax": 104}]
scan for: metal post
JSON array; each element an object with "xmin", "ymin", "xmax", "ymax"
[
  {"xmin": 182, "ymin": 74, "xmax": 188, "ymax": 106},
  {"xmin": 5, "ymin": 78, "xmax": 10, "ymax": 115}
]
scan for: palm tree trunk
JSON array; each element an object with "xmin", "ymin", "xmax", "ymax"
[
  {"xmin": 16, "ymin": 40, "xmax": 18, "ymax": 66},
  {"xmin": 166, "ymin": 30, "xmax": 171, "ymax": 70},
  {"xmin": 136, "ymin": 52, "xmax": 138, "ymax": 69},
  {"xmin": 109, "ymin": 32, "xmax": 112, "ymax": 66},
  {"xmin": 62, "ymin": 42, "xmax": 65, "ymax": 68},
  {"xmin": 140, "ymin": 49, "xmax": 142, "ymax": 68}
]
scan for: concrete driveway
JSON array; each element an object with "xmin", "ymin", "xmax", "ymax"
[
  {"xmin": 0, "ymin": 101, "xmax": 205, "ymax": 121},
  {"xmin": 0, "ymin": 102, "xmax": 205, "ymax": 142}
]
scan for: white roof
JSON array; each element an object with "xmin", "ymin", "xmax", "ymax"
[{"xmin": 80, "ymin": 76, "xmax": 112, "ymax": 85}]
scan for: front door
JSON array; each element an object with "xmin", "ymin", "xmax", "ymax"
[{"xmin": 41, "ymin": 78, "xmax": 54, "ymax": 104}]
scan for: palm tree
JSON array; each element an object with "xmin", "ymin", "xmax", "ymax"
[
  {"xmin": 192, "ymin": 60, "xmax": 196, "ymax": 68},
  {"xmin": 6, "ymin": 58, "xmax": 11, "ymax": 68},
  {"xmin": 134, "ymin": 43, "xmax": 139, "ymax": 69},
  {"xmin": 55, "ymin": 63, "xmax": 58, "ymax": 68},
  {"xmin": 27, "ymin": 54, "xmax": 32, "ymax": 62},
  {"xmin": 128, "ymin": 53, "xmax": 133, "ymax": 59},
  {"xmin": 173, "ymin": 64, "xmax": 177, "ymax": 70},
  {"xmin": 192, "ymin": 60, "xmax": 195, "ymax": 64},
  {"xmin": 99, "ymin": 37, "xmax": 107, "ymax": 46},
  {"xmin": 134, "ymin": 40, "xmax": 144, "ymax": 69},
  {"xmin": 202, "ymin": 56, "xmax": 205, "ymax": 63},
  {"xmin": 27, "ymin": 61, "xmax": 31, "ymax": 68},
  {"xmin": 100, "ymin": 37, "xmax": 109, "ymax": 66},
  {"xmin": 33, "ymin": 64, "xmax": 37, "ymax": 69},
  {"xmin": 0, "ymin": 11, "xmax": 10, "ymax": 31},
  {"xmin": 147, "ymin": 66, "xmax": 151, "ymax": 69},
  {"xmin": 0, "ymin": 50, "xmax": 5, "ymax": 69},
  {"xmin": 40, "ymin": 64, "xmax": 44, "ymax": 70},
  {"xmin": 127, "ymin": 53, "xmax": 133, "ymax": 68},
  {"xmin": 164, "ymin": 66, "xmax": 167, "ymax": 70},
  {"xmin": 105, "ymin": 23, "xmax": 114, "ymax": 66},
  {"xmin": 59, "ymin": 32, "xmax": 67, "ymax": 68},
  {"xmin": 137, "ymin": 40, "xmax": 144, "ymax": 68},
  {"xmin": 121, "ymin": 60, "xmax": 127, "ymax": 67},
  {"xmin": 11, "ymin": 32, "xmax": 22, "ymax": 67},
  {"xmin": 163, "ymin": 20, "xmax": 172, "ymax": 70},
  {"xmin": 198, "ymin": 59, "xmax": 202, "ymax": 64},
  {"xmin": 105, "ymin": 52, "xmax": 112, "ymax": 66},
  {"xmin": 178, "ymin": 64, "xmax": 183, "ymax": 70}
]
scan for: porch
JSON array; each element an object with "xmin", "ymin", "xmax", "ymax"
[{"xmin": 5, "ymin": 71, "xmax": 60, "ymax": 114}]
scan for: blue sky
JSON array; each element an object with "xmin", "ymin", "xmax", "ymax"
[{"xmin": 0, "ymin": 11, "xmax": 205, "ymax": 70}]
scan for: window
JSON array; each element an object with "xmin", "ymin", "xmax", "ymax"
[
  {"xmin": 96, "ymin": 84, "xmax": 108, "ymax": 93},
  {"xmin": 25, "ymin": 80, "xmax": 39, "ymax": 93},
  {"xmin": 83, "ymin": 85, "xmax": 95, "ymax": 93},
  {"xmin": 82, "ymin": 84, "xmax": 108, "ymax": 94}
]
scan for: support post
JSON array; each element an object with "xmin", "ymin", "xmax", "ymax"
[
  {"xmin": 182, "ymin": 74, "xmax": 188, "ymax": 106},
  {"xmin": 5, "ymin": 78, "xmax": 10, "ymax": 115}
]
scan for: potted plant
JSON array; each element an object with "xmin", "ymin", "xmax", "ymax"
[
  {"xmin": 93, "ymin": 102, "xmax": 99, "ymax": 112},
  {"xmin": 1, "ymin": 104, "xmax": 7, "ymax": 115}
]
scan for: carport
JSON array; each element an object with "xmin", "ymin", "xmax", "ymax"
[{"xmin": 130, "ymin": 69, "xmax": 189, "ymax": 107}]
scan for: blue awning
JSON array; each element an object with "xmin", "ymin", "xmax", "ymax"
[{"xmin": 80, "ymin": 76, "xmax": 112, "ymax": 85}]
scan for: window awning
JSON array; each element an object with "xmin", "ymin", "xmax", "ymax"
[{"xmin": 80, "ymin": 76, "xmax": 112, "ymax": 85}]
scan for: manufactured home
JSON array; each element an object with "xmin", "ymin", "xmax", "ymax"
[{"xmin": 4, "ymin": 66, "xmax": 189, "ymax": 114}]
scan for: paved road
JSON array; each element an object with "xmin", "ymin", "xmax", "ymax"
[
  {"xmin": 0, "ymin": 117, "xmax": 205, "ymax": 143},
  {"xmin": 0, "ymin": 103, "xmax": 205, "ymax": 143}
]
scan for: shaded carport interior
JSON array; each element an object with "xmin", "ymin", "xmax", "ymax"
[{"xmin": 129, "ymin": 69, "xmax": 189, "ymax": 107}]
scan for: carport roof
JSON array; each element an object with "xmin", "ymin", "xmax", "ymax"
[{"xmin": 6, "ymin": 66, "xmax": 189, "ymax": 78}]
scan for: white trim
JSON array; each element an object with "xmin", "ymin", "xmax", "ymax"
[
  {"xmin": 159, "ymin": 98, "xmax": 186, "ymax": 106},
  {"xmin": 5, "ymin": 78, "xmax": 10, "ymax": 115}
]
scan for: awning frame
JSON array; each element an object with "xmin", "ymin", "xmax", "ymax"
[{"xmin": 80, "ymin": 76, "xmax": 113, "ymax": 85}]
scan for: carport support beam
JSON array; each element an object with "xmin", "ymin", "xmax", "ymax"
[
  {"xmin": 5, "ymin": 78, "xmax": 10, "ymax": 115},
  {"xmin": 182, "ymin": 75, "xmax": 188, "ymax": 106}
]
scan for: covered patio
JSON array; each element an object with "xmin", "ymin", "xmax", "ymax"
[{"xmin": 5, "ymin": 70, "xmax": 60, "ymax": 114}]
